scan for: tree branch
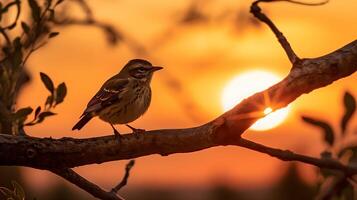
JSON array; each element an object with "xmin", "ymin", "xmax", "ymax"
[
  {"xmin": 50, "ymin": 160, "xmax": 135, "ymax": 200},
  {"xmin": 51, "ymin": 168, "xmax": 124, "ymax": 200},
  {"xmin": 0, "ymin": 39, "xmax": 356, "ymax": 170},
  {"xmin": 250, "ymin": 0, "xmax": 329, "ymax": 64},
  {"xmin": 111, "ymin": 160, "xmax": 135, "ymax": 194},
  {"xmin": 235, "ymin": 138, "xmax": 357, "ymax": 175},
  {"xmin": 250, "ymin": 0, "xmax": 300, "ymax": 63}
]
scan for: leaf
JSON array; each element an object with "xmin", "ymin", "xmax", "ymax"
[
  {"xmin": 341, "ymin": 91, "xmax": 356, "ymax": 134},
  {"xmin": 37, "ymin": 111, "xmax": 56, "ymax": 123},
  {"xmin": 21, "ymin": 22, "xmax": 30, "ymax": 34},
  {"xmin": 48, "ymin": 9, "xmax": 55, "ymax": 21},
  {"xmin": 24, "ymin": 106, "xmax": 42, "ymax": 126},
  {"xmin": 13, "ymin": 37, "xmax": 21, "ymax": 48},
  {"xmin": 34, "ymin": 106, "xmax": 41, "ymax": 118},
  {"xmin": 55, "ymin": 82, "xmax": 67, "ymax": 105},
  {"xmin": 48, "ymin": 32, "xmax": 59, "ymax": 38},
  {"xmin": 55, "ymin": 0, "xmax": 64, "ymax": 6},
  {"xmin": 12, "ymin": 37, "xmax": 23, "ymax": 68},
  {"xmin": 13, "ymin": 107, "xmax": 33, "ymax": 120},
  {"xmin": 12, "ymin": 181, "xmax": 25, "ymax": 200},
  {"xmin": 7, "ymin": 22, "xmax": 17, "ymax": 30},
  {"xmin": 338, "ymin": 146, "xmax": 353, "ymax": 158},
  {"xmin": 28, "ymin": 0, "xmax": 41, "ymax": 22},
  {"xmin": 40, "ymin": 72, "xmax": 54, "ymax": 94},
  {"xmin": 45, "ymin": 95, "xmax": 53, "ymax": 108},
  {"xmin": 46, "ymin": 0, "xmax": 53, "ymax": 7},
  {"xmin": 302, "ymin": 116, "xmax": 335, "ymax": 146}
]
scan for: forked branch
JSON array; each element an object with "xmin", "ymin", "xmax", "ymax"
[
  {"xmin": 51, "ymin": 160, "xmax": 135, "ymax": 200},
  {"xmin": 250, "ymin": 0, "xmax": 329, "ymax": 63},
  {"xmin": 51, "ymin": 168, "xmax": 124, "ymax": 200}
]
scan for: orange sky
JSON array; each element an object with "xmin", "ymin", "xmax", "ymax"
[{"xmin": 17, "ymin": 0, "xmax": 357, "ymax": 192}]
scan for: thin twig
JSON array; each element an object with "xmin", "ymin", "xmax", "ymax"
[
  {"xmin": 1, "ymin": 0, "xmax": 21, "ymax": 30},
  {"xmin": 250, "ymin": 0, "xmax": 299, "ymax": 63},
  {"xmin": 279, "ymin": 0, "xmax": 329, "ymax": 6},
  {"xmin": 52, "ymin": 18, "xmax": 122, "ymax": 45},
  {"xmin": 22, "ymin": 1, "xmax": 53, "ymax": 66},
  {"xmin": 111, "ymin": 160, "xmax": 136, "ymax": 194},
  {"xmin": 72, "ymin": 0, "xmax": 94, "ymax": 21},
  {"xmin": 51, "ymin": 168, "xmax": 125, "ymax": 200},
  {"xmin": 0, "ymin": 29, "xmax": 11, "ymax": 46},
  {"xmin": 51, "ymin": 0, "xmax": 122, "ymax": 45},
  {"xmin": 315, "ymin": 175, "xmax": 348, "ymax": 200},
  {"xmin": 235, "ymin": 138, "xmax": 357, "ymax": 175},
  {"xmin": 250, "ymin": 0, "xmax": 329, "ymax": 63}
]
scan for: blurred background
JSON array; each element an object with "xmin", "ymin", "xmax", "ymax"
[{"xmin": 1, "ymin": 0, "xmax": 357, "ymax": 199}]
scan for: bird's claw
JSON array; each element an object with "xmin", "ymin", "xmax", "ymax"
[
  {"xmin": 111, "ymin": 124, "xmax": 122, "ymax": 141},
  {"xmin": 133, "ymin": 128, "xmax": 145, "ymax": 134},
  {"xmin": 113, "ymin": 129, "xmax": 122, "ymax": 141},
  {"xmin": 126, "ymin": 124, "xmax": 145, "ymax": 134}
]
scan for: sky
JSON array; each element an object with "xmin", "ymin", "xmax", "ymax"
[{"xmin": 16, "ymin": 0, "xmax": 357, "ymax": 193}]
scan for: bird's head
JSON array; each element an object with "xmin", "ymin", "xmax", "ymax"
[{"xmin": 119, "ymin": 59, "xmax": 163, "ymax": 81}]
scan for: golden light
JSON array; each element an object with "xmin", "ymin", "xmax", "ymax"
[{"xmin": 221, "ymin": 70, "xmax": 290, "ymax": 131}]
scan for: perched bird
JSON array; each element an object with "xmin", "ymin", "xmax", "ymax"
[{"xmin": 72, "ymin": 59, "xmax": 163, "ymax": 137}]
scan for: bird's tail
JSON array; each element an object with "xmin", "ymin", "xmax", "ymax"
[{"xmin": 72, "ymin": 114, "xmax": 93, "ymax": 131}]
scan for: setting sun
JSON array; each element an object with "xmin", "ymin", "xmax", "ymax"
[{"xmin": 222, "ymin": 70, "xmax": 290, "ymax": 131}]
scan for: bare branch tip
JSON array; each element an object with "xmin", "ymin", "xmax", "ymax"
[
  {"xmin": 111, "ymin": 160, "xmax": 136, "ymax": 194},
  {"xmin": 282, "ymin": 0, "xmax": 329, "ymax": 6},
  {"xmin": 252, "ymin": 0, "xmax": 329, "ymax": 6}
]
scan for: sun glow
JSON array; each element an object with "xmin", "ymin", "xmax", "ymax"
[{"xmin": 221, "ymin": 71, "xmax": 290, "ymax": 131}]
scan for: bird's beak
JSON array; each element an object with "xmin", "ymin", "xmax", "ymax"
[{"xmin": 150, "ymin": 66, "xmax": 163, "ymax": 72}]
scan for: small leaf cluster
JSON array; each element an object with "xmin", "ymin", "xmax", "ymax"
[
  {"xmin": 0, "ymin": 181, "xmax": 25, "ymax": 200},
  {"xmin": 0, "ymin": 0, "xmax": 63, "ymax": 65},
  {"xmin": 14, "ymin": 72, "xmax": 67, "ymax": 127},
  {"xmin": 0, "ymin": 0, "xmax": 121, "ymax": 135},
  {"xmin": 0, "ymin": 0, "xmax": 65, "ymax": 134},
  {"xmin": 302, "ymin": 91, "xmax": 356, "ymax": 199}
]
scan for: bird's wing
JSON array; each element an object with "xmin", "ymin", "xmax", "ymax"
[{"xmin": 82, "ymin": 78, "xmax": 130, "ymax": 115}]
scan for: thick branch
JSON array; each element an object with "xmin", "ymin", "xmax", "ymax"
[{"xmin": 0, "ymin": 40, "xmax": 356, "ymax": 170}]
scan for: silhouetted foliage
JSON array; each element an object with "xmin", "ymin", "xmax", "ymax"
[
  {"xmin": 0, "ymin": 0, "xmax": 120, "ymax": 135},
  {"xmin": 272, "ymin": 164, "xmax": 316, "ymax": 200},
  {"xmin": 0, "ymin": 0, "xmax": 121, "ymax": 198},
  {"xmin": 302, "ymin": 91, "xmax": 356, "ymax": 199}
]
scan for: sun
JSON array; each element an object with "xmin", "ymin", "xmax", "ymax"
[{"xmin": 221, "ymin": 70, "xmax": 290, "ymax": 131}]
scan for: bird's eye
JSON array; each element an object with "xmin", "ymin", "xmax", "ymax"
[{"xmin": 137, "ymin": 67, "xmax": 146, "ymax": 73}]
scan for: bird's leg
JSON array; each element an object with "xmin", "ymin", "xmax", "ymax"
[
  {"xmin": 110, "ymin": 124, "xmax": 122, "ymax": 140},
  {"xmin": 126, "ymin": 124, "xmax": 145, "ymax": 134}
]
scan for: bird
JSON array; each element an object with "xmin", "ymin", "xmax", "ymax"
[{"xmin": 72, "ymin": 59, "xmax": 163, "ymax": 137}]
